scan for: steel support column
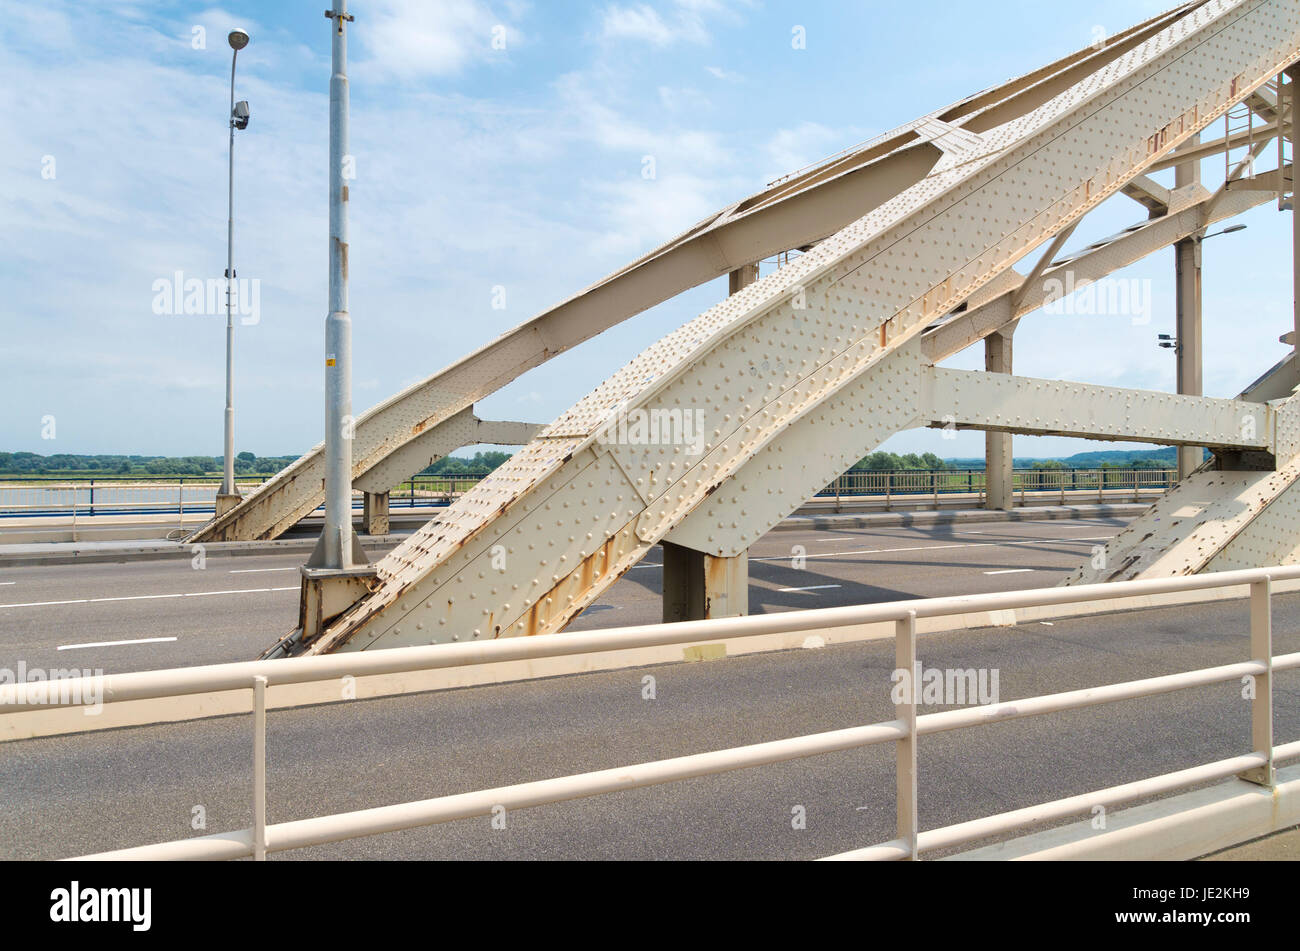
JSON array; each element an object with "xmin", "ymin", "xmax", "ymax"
[
  {"xmin": 984, "ymin": 326, "xmax": 1015, "ymax": 511},
  {"xmin": 1175, "ymin": 134, "xmax": 1204, "ymax": 481},
  {"xmin": 655, "ymin": 261, "xmax": 761, "ymax": 623},
  {"xmin": 362, "ymin": 491, "xmax": 389, "ymax": 536},
  {"xmin": 661, "ymin": 542, "xmax": 749, "ymax": 624},
  {"xmin": 1290, "ymin": 66, "xmax": 1300, "ymax": 352},
  {"xmin": 729, "ymin": 263, "xmax": 760, "ymax": 295}
]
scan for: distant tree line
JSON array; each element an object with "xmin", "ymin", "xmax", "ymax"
[
  {"xmin": 852, "ymin": 452, "xmax": 951, "ymax": 471},
  {"xmin": 0, "ymin": 450, "xmax": 522, "ymax": 479},
  {"xmin": 1030, "ymin": 458, "xmax": 1169, "ymax": 471},
  {"xmin": 417, "ymin": 451, "xmax": 513, "ymax": 477},
  {"xmin": 0, "ymin": 452, "xmax": 301, "ymax": 477}
]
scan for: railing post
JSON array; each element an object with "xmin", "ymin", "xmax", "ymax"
[
  {"xmin": 932, "ymin": 471, "xmax": 939, "ymax": 507},
  {"xmin": 896, "ymin": 610, "xmax": 919, "ymax": 860},
  {"xmin": 89, "ymin": 479, "xmax": 95, "ymax": 517},
  {"xmin": 1240, "ymin": 578, "xmax": 1275, "ymax": 787},
  {"xmin": 253, "ymin": 674, "xmax": 268, "ymax": 860},
  {"xmin": 885, "ymin": 473, "xmax": 892, "ymax": 511}
]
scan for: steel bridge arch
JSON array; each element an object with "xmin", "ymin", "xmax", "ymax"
[{"xmin": 261, "ymin": 0, "xmax": 1300, "ymax": 657}]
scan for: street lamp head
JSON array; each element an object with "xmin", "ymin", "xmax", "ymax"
[
  {"xmin": 228, "ymin": 29, "xmax": 251, "ymax": 51},
  {"xmin": 1198, "ymin": 223, "xmax": 1248, "ymax": 242}
]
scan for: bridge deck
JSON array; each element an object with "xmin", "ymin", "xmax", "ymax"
[{"xmin": 5, "ymin": 585, "xmax": 1296, "ymax": 860}]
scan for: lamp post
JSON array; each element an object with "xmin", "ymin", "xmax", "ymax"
[
  {"xmin": 313, "ymin": 0, "xmax": 367, "ymax": 571},
  {"xmin": 280, "ymin": 0, "xmax": 374, "ymax": 659},
  {"xmin": 218, "ymin": 28, "xmax": 251, "ymax": 515}
]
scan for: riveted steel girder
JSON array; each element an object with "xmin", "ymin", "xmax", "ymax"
[
  {"xmin": 194, "ymin": 3, "xmax": 1211, "ymax": 546},
  {"xmin": 198, "ymin": 406, "xmax": 540, "ymax": 541},
  {"xmin": 281, "ymin": 0, "xmax": 1300, "ymax": 656},
  {"xmin": 666, "ymin": 356, "xmax": 1275, "ymax": 558},
  {"xmin": 1062, "ymin": 355, "xmax": 1300, "ymax": 584},
  {"xmin": 353, "ymin": 416, "xmax": 543, "ymax": 496},
  {"xmin": 921, "ymin": 174, "xmax": 1286, "ymax": 363},
  {"xmin": 924, "ymin": 368, "xmax": 1272, "ymax": 449}
]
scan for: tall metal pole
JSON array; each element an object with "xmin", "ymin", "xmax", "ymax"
[
  {"xmin": 322, "ymin": 0, "xmax": 358, "ymax": 569},
  {"xmin": 222, "ymin": 49, "xmax": 239, "ymax": 500},
  {"xmin": 1174, "ymin": 134, "xmax": 1203, "ymax": 483},
  {"xmin": 1290, "ymin": 68, "xmax": 1300, "ymax": 352}
]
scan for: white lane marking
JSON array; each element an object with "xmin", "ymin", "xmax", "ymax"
[
  {"xmin": 58, "ymin": 636, "xmax": 178, "ymax": 651},
  {"xmin": 0, "ymin": 587, "xmax": 298, "ymax": 610},
  {"xmin": 778, "ymin": 585, "xmax": 843, "ymax": 593},
  {"xmin": 0, "ymin": 582, "xmax": 15, "ymax": 586},
  {"xmin": 229, "ymin": 567, "xmax": 299, "ymax": 574},
  {"xmin": 985, "ymin": 569, "xmax": 1036, "ymax": 576},
  {"xmin": 630, "ymin": 563, "xmax": 663, "ymax": 569},
  {"xmin": 754, "ymin": 534, "xmax": 1116, "ymax": 564}
]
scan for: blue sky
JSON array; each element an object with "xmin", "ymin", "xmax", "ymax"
[{"xmin": 1, "ymin": 0, "xmax": 1293, "ymax": 462}]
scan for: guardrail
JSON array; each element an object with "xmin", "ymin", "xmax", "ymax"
[
  {"xmin": 0, "ymin": 480, "xmax": 267, "ymax": 522},
  {"xmin": 386, "ymin": 475, "xmax": 493, "ymax": 508},
  {"xmin": 815, "ymin": 468, "xmax": 1178, "ymax": 508},
  {"xmin": 0, "ymin": 469, "xmax": 1177, "ymax": 525},
  {"xmin": 2, "ymin": 565, "xmax": 1295, "ymax": 861}
]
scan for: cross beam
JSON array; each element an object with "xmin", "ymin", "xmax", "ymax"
[{"xmin": 923, "ymin": 367, "xmax": 1273, "ymax": 450}]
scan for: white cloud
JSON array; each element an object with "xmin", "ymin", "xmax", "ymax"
[
  {"xmin": 601, "ymin": 5, "xmax": 679, "ymax": 46},
  {"xmin": 705, "ymin": 65, "xmax": 741, "ymax": 82},
  {"xmin": 356, "ymin": 0, "xmax": 522, "ymax": 80},
  {"xmin": 762, "ymin": 122, "xmax": 845, "ymax": 181},
  {"xmin": 586, "ymin": 174, "xmax": 727, "ymax": 258},
  {"xmin": 598, "ymin": 0, "xmax": 750, "ymax": 47}
]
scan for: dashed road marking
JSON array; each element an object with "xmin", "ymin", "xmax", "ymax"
[
  {"xmin": 58, "ymin": 636, "xmax": 179, "ymax": 651},
  {"xmin": 0, "ymin": 587, "xmax": 298, "ymax": 610}
]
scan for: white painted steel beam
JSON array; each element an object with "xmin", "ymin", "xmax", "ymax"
[
  {"xmin": 267, "ymin": 0, "xmax": 1300, "ymax": 655},
  {"xmin": 924, "ymin": 367, "xmax": 1272, "ymax": 448},
  {"xmin": 1121, "ymin": 173, "xmax": 1173, "ymax": 213},
  {"xmin": 1064, "ymin": 353, "xmax": 1300, "ymax": 584},
  {"xmin": 983, "ymin": 328, "xmax": 1016, "ymax": 512},
  {"xmin": 920, "ymin": 176, "xmax": 1285, "ymax": 364},
  {"xmin": 353, "ymin": 412, "xmax": 543, "ymax": 496},
  {"xmin": 191, "ymin": 3, "xmax": 1211, "ymax": 545}
]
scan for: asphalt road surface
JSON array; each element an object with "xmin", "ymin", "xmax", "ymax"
[
  {"xmin": 0, "ymin": 517, "xmax": 1128, "ymax": 673},
  {"xmin": 4, "ymin": 588, "xmax": 1296, "ymax": 860}
]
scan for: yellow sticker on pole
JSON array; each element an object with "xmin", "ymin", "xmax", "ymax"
[{"xmin": 326, "ymin": 354, "xmax": 337, "ymax": 367}]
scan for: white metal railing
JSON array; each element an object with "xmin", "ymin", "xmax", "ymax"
[
  {"xmin": 817, "ymin": 468, "xmax": 1177, "ymax": 509},
  {"xmin": 0, "ymin": 482, "xmax": 371, "ymax": 535},
  {"xmin": 1, "ymin": 565, "xmax": 1296, "ymax": 860},
  {"xmin": 0, "ymin": 481, "xmax": 231, "ymax": 525},
  {"xmin": 0, "ymin": 469, "xmax": 1177, "ymax": 526}
]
